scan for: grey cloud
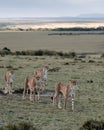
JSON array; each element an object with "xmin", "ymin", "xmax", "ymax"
[{"xmin": 0, "ymin": 0, "xmax": 104, "ymax": 17}]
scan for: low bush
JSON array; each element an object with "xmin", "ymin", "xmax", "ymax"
[
  {"xmin": 79, "ymin": 119, "xmax": 104, "ymax": 130},
  {"xmin": 0, "ymin": 47, "xmax": 12, "ymax": 56},
  {"xmin": 0, "ymin": 121, "xmax": 38, "ymax": 130},
  {"xmin": 0, "ymin": 48, "xmax": 76, "ymax": 58}
]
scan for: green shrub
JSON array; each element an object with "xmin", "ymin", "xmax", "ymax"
[
  {"xmin": 0, "ymin": 121, "xmax": 38, "ymax": 130},
  {"xmin": 0, "ymin": 47, "xmax": 76, "ymax": 58},
  {"xmin": 79, "ymin": 119, "xmax": 104, "ymax": 130},
  {"xmin": 0, "ymin": 47, "xmax": 12, "ymax": 56},
  {"xmin": 101, "ymin": 53, "xmax": 104, "ymax": 58},
  {"xmin": 2, "ymin": 47, "xmax": 11, "ymax": 52}
]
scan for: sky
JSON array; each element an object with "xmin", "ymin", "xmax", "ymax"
[{"xmin": 0, "ymin": 0, "xmax": 104, "ymax": 18}]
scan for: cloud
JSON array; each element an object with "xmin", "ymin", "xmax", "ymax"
[{"xmin": 0, "ymin": 0, "xmax": 104, "ymax": 17}]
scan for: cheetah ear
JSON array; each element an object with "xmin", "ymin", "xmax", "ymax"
[
  {"xmin": 69, "ymin": 80, "xmax": 72, "ymax": 82},
  {"xmin": 69, "ymin": 80, "xmax": 76, "ymax": 84},
  {"xmin": 11, "ymin": 70, "xmax": 14, "ymax": 74}
]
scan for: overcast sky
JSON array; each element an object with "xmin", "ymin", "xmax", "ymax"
[{"xmin": 0, "ymin": 0, "xmax": 104, "ymax": 18}]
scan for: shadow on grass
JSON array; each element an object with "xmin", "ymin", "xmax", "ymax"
[{"xmin": 0, "ymin": 88, "xmax": 54, "ymax": 95}]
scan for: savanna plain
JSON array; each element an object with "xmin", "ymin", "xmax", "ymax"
[{"xmin": 0, "ymin": 30, "xmax": 104, "ymax": 130}]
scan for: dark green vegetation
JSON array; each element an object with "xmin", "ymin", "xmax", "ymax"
[
  {"xmin": 79, "ymin": 119, "xmax": 104, "ymax": 130},
  {"xmin": 52, "ymin": 27, "xmax": 104, "ymax": 31},
  {"xmin": 0, "ymin": 121, "xmax": 36, "ymax": 130},
  {"xmin": 0, "ymin": 120, "xmax": 104, "ymax": 130},
  {"xmin": 0, "ymin": 47, "xmax": 76, "ymax": 58}
]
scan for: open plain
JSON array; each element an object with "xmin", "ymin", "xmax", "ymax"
[
  {"xmin": 0, "ymin": 31, "xmax": 104, "ymax": 53},
  {"xmin": 0, "ymin": 22, "xmax": 104, "ymax": 129}
]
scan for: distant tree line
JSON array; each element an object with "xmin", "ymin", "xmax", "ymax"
[
  {"xmin": 1, "ymin": 26, "xmax": 104, "ymax": 32},
  {"xmin": 52, "ymin": 26, "xmax": 104, "ymax": 31}
]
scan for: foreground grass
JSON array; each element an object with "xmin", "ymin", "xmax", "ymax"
[
  {"xmin": 0, "ymin": 55, "xmax": 104, "ymax": 130},
  {"xmin": 0, "ymin": 120, "xmax": 104, "ymax": 130}
]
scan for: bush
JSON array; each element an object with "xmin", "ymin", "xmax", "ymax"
[
  {"xmin": 34, "ymin": 50, "xmax": 44, "ymax": 56},
  {"xmin": 78, "ymin": 119, "xmax": 104, "ymax": 130},
  {"xmin": 0, "ymin": 48, "xmax": 77, "ymax": 58},
  {"xmin": 0, "ymin": 121, "xmax": 38, "ymax": 130},
  {"xmin": 0, "ymin": 47, "xmax": 12, "ymax": 56},
  {"xmin": 2, "ymin": 47, "xmax": 11, "ymax": 52},
  {"xmin": 101, "ymin": 53, "xmax": 104, "ymax": 58}
]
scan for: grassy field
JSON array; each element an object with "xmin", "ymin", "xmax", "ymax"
[
  {"xmin": 0, "ymin": 53, "xmax": 104, "ymax": 130},
  {"xmin": 0, "ymin": 31, "xmax": 104, "ymax": 53},
  {"xmin": 0, "ymin": 31, "xmax": 104, "ymax": 129}
]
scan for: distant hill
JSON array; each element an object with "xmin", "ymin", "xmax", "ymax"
[
  {"xmin": 76, "ymin": 13, "xmax": 104, "ymax": 20},
  {"xmin": 0, "ymin": 15, "xmax": 104, "ymax": 30},
  {"xmin": 0, "ymin": 13, "xmax": 104, "ymax": 23}
]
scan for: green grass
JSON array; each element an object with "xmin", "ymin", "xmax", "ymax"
[{"xmin": 0, "ymin": 55, "xmax": 104, "ymax": 130}]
